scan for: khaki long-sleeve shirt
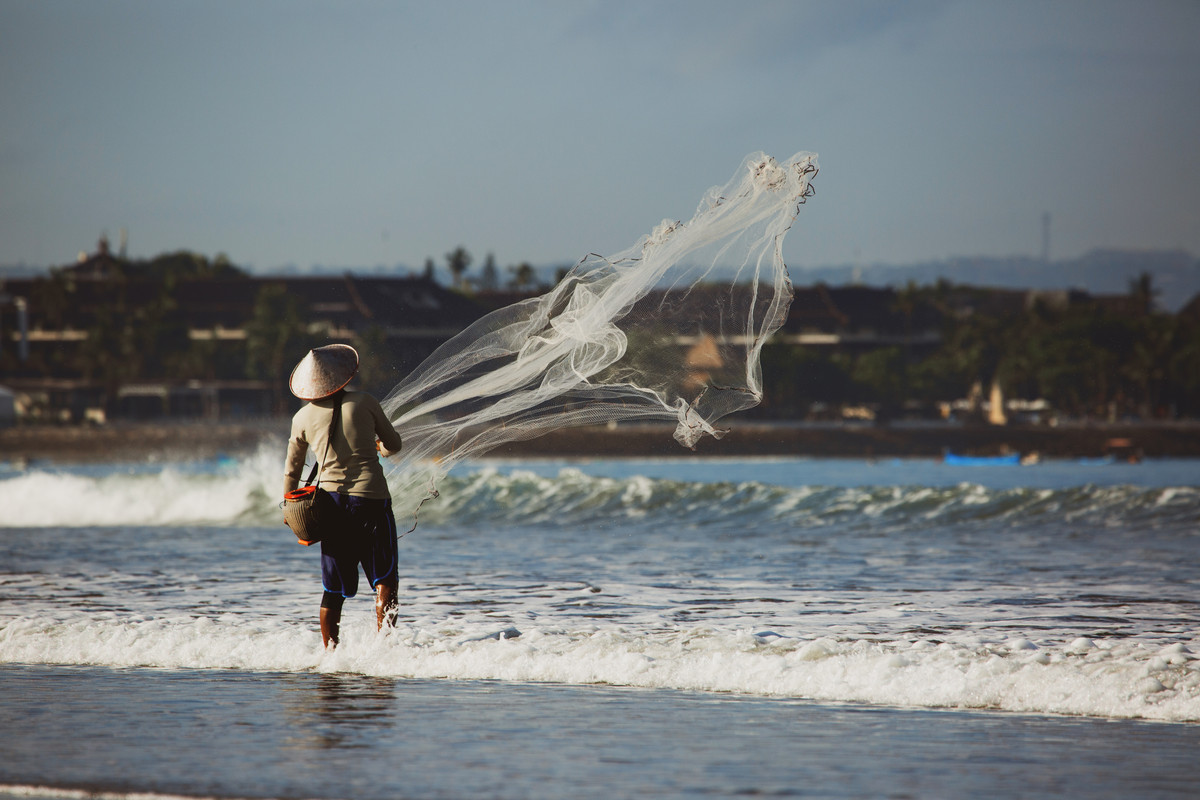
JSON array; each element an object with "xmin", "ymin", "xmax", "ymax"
[{"xmin": 284, "ymin": 390, "xmax": 403, "ymax": 500}]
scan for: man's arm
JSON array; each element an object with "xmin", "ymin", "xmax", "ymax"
[
  {"xmin": 368, "ymin": 396, "xmax": 404, "ymax": 456},
  {"xmin": 283, "ymin": 421, "xmax": 309, "ymax": 494}
]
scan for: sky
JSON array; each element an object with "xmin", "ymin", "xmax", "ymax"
[{"xmin": 2, "ymin": 0, "xmax": 1198, "ymax": 277}]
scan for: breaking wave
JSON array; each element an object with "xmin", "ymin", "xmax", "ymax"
[
  {"xmin": 3, "ymin": 451, "xmax": 1197, "ymax": 532},
  {"xmin": 3, "ymin": 453, "xmax": 1199, "ymax": 721},
  {"xmin": 3, "ymin": 612, "xmax": 1198, "ymax": 722},
  {"xmin": 419, "ymin": 467, "xmax": 1200, "ymax": 533}
]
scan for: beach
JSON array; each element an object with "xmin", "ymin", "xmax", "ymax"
[
  {"xmin": 4, "ymin": 665, "xmax": 1198, "ymax": 800},
  {"xmin": 5, "ymin": 418, "xmax": 1200, "ymax": 463},
  {"xmin": 3, "ymin": 438, "xmax": 1199, "ymax": 798},
  {"xmin": 2, "ymin": 452, "xmax": 1199, "ymax": 798}
]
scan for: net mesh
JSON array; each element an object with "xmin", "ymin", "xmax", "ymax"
[{"xmin": 381, "ymin": 150, "xmax": 818, "ymax": 531}]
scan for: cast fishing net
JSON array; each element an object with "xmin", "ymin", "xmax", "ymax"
[{"xmin": 381, "ymin": 150, "xmax": 818, "ymax": 530}]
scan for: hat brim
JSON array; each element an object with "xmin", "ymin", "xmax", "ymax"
[{"xmin": 289, "ymin": 344, "xmax": 360, "ymax": 400}]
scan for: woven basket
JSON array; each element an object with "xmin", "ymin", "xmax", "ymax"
[{"xmin": 283, "ymin": 486, "xmax": 342, "ymax": 546}]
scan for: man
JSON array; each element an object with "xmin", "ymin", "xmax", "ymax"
[{"xmin": 284, "ymin": 344, "xmax": 404, "ymax": 648}]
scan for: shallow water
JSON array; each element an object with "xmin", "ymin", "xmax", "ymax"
[
  {"xmin": 2, "ymin": 665, "xmax": 1198, "ymax": 800},
  {"xmin": 2, "ymin": 452, "xmax": 1198, "ymax": 796}
]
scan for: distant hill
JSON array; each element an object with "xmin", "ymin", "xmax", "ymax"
[
  {"xmin": 7, "ymin": 248, "xmax": 1196, "ymax": 309},
  {"xmin": 255, "ymin": 249, "xmax": 1200, "ymax": 310},
  {"xmin": 794, "ymin": 249, "xmax": 1199, "ymax": 311},
  {"xmin": 0, "ymin": 263, "xmax": 47, "ymax": 280}
]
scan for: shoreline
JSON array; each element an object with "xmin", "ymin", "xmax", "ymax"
[
  {"xmin": 5, "ymin": 419, "xmax": 1200, "ymax": 463},
  {"xmin": 493, "ymin": 420, "xmax": 1200, "ymax": 459}
]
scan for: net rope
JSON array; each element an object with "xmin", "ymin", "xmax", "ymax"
[{"xmin": 381, "ymin": 150, "xmax": 818, "ymax": 531}]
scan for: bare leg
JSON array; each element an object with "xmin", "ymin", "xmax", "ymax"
[
  {"xmin": 375, "ymin": 579, "xmax": 398, "ymax": 630},
  {"xmin": 320, "ymin": 607, "xmax": 340, "ymax": 649},
  {"xmin": 320, "ymin": 591, "xmax": 344, "ymax": 649}
]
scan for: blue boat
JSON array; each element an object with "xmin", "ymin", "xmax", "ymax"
[{"xmin": 943, "ymin": 451, "xmax": 1021, "ymax": 466}]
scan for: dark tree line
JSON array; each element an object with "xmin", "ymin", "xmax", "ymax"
[
  {"xmin": 760, "ymin": 277, "xmax": 1200, "ymax": 421},
  {"xmin": 8, "ymin": 248, "xmax": 1200, "ymax": 422}
]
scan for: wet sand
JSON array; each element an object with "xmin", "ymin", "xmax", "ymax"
[
  {"xmin": 4, "ymin": 419, "xmax": 1200, "ymax": 463},
  {"xmin": 4, "ymin": 665, "xmax": 1197, "ymax": 800}
]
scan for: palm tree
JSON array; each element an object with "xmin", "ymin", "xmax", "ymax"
[
  {"xmin": 446, "ymin": 247, "xmax": 472, "ymax": 291},
  {"xmin": 508, "ymin": 262, "xmax": 537, "ymax": 291}
]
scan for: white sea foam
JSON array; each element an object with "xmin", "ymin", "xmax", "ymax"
[
  {"xmin": 0, "ymin": 784, "xmax": 332, "ymax": 800},
  {"xmin": 4, "ymin": 455, "xmax": 1199, "ymax": 723},
  {"xmin": 2, "ymin": 613, "xmax": 1197, "ymax": 722},
  {"xmin": 0, "ymin": 448, "xmax": 282, "ymax": 528},
  {"xmin": 5, "ymin": 453, "xmax": 1198, "ymax": 531}
]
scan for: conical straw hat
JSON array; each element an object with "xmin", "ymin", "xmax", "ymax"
[{"xmin": 289, "ymin": 344, "xmax": 359, "ymax": 401}]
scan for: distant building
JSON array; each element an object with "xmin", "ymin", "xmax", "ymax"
[
  {"xmin": 4, "ymin": 238, "xmax": 1197, "ymax": 424},
  {"xmin": 0, "ymin": 244, "xmax": 505, "ymax": 421},
  {"xmin": 779, "ymin": 285, "xmax": 942, "ymax": 353}
]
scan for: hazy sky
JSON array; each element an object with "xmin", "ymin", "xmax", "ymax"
[{"xmin": 2, "ymin": 0, "xmax": 1198, "ymax": 276}]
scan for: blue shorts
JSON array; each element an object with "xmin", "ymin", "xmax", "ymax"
[{"xmin": 320, "ymin": 494, "xmax": 399, "ymax": 598}]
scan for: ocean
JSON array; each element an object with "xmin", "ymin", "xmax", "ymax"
[{"xmin": 1, "ymin": 448, "xmax": 1198, "ymax": 798}]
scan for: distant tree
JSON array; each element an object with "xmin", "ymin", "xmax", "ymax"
[
  {"xmin": 212, "ymin": 253, "xmax": 237, "ymax": 275},
  {"xmin": 79, "ymin": 304, "xmax": 137, "ymax": 415},
  {"xmin": 892, "ymin": 281, "xmax": 919, "ymax": 335},
  {"xmin": 759, "ymin": 344, "xmax": 855, "ymax": 417},
  {"xmin": 908, "ymin": 351, "xmax": 970, "ymax": 405},
  {"xmin": 1128, "ymin": 271, "xmax": 1157, "ymax": 315},
  {"xmin": 1168, "ymin": 318, "xmax": 1200, "ymax": 416},
  {"xmin": 245, "ymin": 284, "xmax": 315, "ymax": 414},
  {"xmin": 354, "ymin": 323, "xmax": 396, "ymax": 396},
  {"xmin": 508, "ymin": 261, "xmax": 537, "ymax": 290},
  {"xmin": 1124, "ymin": 313, "xmax": 1175, "ymax": 417},
  {"xmin": 422, "ymin": 257, "xmax": 436, "ymax": 282},
  {"xmin": 446, "ymin": 247, "xmax": 472, "ymax": 290},
  {"xmin": 934, "ymin": 310, "xmax": 1010, "ymax": 397},
  {"xmin": 171, "ymin": 337, "xmax": 220, "ymax": 382},
  {"xmin": 479, "ymin": 252, "xmax": 499, "ymax": 291},
  {"xmin": 851, "ymin": 346, "xmax": 908, "ymax": 410},
  {"xmin": 1016, "ymin": 308, "xmax": 1142, "ymax": 417},
  {"xmin": 30, "ymin": 270, "xmax": 70, "ymax": 328},
  {"xmin": 131, "ymin": 287, "xmax": 189, "ymax": 380},
  {"xmin": 128, "ymin": 250, "xmax": 247, "ymax": 282}
]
